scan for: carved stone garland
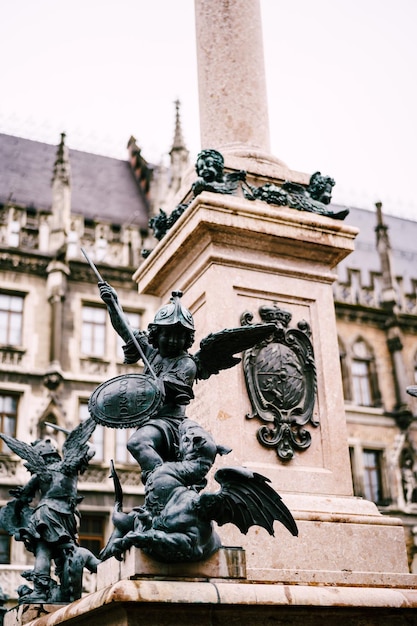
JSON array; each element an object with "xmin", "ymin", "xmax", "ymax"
[{"xmin": 241, "ymin": 304, "xmax": 318, "ymax": 461}]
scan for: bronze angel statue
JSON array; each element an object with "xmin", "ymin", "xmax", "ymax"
[
  {"xmin": 81, "ymin": 255, "xmax": 298, "ymax": 563},
  {"xmin": 100, "ymin": 419, "xmax": 298, "ymax": 563},
  {"xmin": 0, "ymin": 418, "xmax": 100, "ymax": 604},
  {"xmin": 87, "ymin": 262, "xmax": 277, "ymax": 485}
]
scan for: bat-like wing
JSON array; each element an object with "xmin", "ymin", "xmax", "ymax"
[
  {"xmin": 0, "ymin": 433, "xmax": 47, "ymax": 475},
  {"xmin": 197, "ymin": 466, "xmax": 298, "ymax": 537},
  {"xmin": 193, "ymin": 323, "xmax": 275, "ymax": 381},
  {"xmin": 62, "ymin": 417, "xmax": 96, "ymax": 474}
]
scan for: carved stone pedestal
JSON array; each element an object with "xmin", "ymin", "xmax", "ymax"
[
  {"xmin": 9, "ymin": 191, "xmax": 417, "ymax": 626},
  {"xmin": 5, "ymin": 573, "xmax": 417, "ymax": 626},
  {"xmin": 132, "ymin": 191, "xmax": 417, "ymax": 592},
  {"xmin": 97, "ymin": 546, "xmax": 247, "ymax": 588}
]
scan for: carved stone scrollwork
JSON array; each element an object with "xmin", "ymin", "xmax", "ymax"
[{"xmin": 241, "ymin": 304, "xmax": 318, "ymax": 462}]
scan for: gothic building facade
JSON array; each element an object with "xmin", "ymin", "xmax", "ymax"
[
  {"xmin": 335, "ymin": 203, "xmax": 417, "ymax": 570},
  {"xmin": 0, "ymin": 116, "xmax": 416, "ymax": 601},
  {"xmin": 0, "ymin": 124, "xmax": 190, "ymax": 600}
]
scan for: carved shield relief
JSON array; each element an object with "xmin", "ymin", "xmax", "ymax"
[{"xmin": 241, "ymin": 304, "xmax": 318, "ymax": 461}]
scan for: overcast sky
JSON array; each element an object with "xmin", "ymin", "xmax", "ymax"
[{"xmin": 1, "ymin": 0, "xmax": 416, "ymax": 217}]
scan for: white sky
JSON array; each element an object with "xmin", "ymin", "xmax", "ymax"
[{"xmin": 1, "ymin": 0, "xmax": 416, "ymax": 217}]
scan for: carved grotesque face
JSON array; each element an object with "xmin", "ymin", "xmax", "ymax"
[
  {"xmin": 195, "ymin": 150, "xmax": 224, "ymax": 183},
  {"xmin": 309, "ymin": 172, "xmax": 335, "ymax": 205},
  {"xmin": 179, "ymin": 431, "xmax": 196, "ymax": 457},
  {"xmin": 196, "ymin": 156, "xmax": 219, "ymax": 182},
  {"xmin": 179, "ymin": 421, "xmax": 217, "ymax": 462}
]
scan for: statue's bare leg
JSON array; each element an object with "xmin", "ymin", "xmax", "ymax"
[{"xmin": 127, "ymin": 425, "xmax": 165, "ymax": 483}]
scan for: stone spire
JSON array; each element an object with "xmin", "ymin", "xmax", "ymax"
[
  {"xmin": 168, "ymin": 100, "xmax": 190, "ymax": 195},
  {"xmin": 127, "ymin": 136, "xmax": 152, "ymax": 199},
  {"xmin": 52, "ymin": 132, "xmax": 71, "ymax": 186},
  {"xmin": 45, "ymin": 133, "xmax": 72, "ymax": 379},
  {"xmin": 50, "ymin": 132, "xmax": 71, "ymax": 253},
  {"xmin": 375, "ymin": 202, "xmax": 413, "ymax": 427},
  {"xmin": 375, "ymin": 201, "xmax": 396, "ymax": 308},
  {"xmin": 171, "ymin": 99, "xmax": 187, "ymax": 152}
]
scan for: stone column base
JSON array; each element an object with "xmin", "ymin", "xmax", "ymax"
[{"xmin": 6, "ymin": 578, "xmax": 417, "ymax": 626}]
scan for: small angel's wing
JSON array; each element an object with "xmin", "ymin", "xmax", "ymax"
[
  {"xmin": 193, "ymin": 323, "xmax": 275, "ymax": 380},
  {"xmin": 197, "ymin": 466, "xmax": 298, "ymax": 537},
  {"xmin": 0, "ymin": 433, "xmax": 47, "ymax": 475},
  {"xmin": 62, "ymin": 417, "xmax": 96, "ymax": 474}
]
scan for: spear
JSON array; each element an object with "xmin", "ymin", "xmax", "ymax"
[
  {"xmin": 80, "ymin": 247, "xmax": 158, "ymax": 381},
  {"xmin": 44, "ymin": 422, "xmax": 70, "ymax": 435}
]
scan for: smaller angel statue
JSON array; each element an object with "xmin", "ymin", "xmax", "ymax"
[{"xmin": 0, "ymin": 418, "xmax": 100, "ymax": 604}]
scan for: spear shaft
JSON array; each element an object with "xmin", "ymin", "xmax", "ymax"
[{"xmin": 81, "ymin": 247, "xmax": 158, "ymax": 381}]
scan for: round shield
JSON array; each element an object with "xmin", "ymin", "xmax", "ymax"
[{"xmin": 88, "ymin": 374, "xmax": 163, "ymax": 428}]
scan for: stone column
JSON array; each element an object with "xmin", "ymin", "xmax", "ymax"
[
  {"xmin": 194, "ymin": 0, "xmax": 270, "ymax": 156},
  {"xmin": 46, "ymin": 260, "xmax": 69, "ymax": 368}
]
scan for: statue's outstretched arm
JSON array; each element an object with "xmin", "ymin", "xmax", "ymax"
[{"xmin": 98, "ymin": 281, "xmax": 133, "ymax": 344}]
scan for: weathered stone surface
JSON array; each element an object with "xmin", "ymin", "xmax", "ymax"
[
  {"xmin": 5, "ymin": 579, "xmax": 417, "ymax": 626},
  {"xmin": 97, "ymin": 546, "xmax": 246, "ymax": 589},
  {"xmin": 132, "ymin": 191, "xmax": 414, "ymax": 588}
]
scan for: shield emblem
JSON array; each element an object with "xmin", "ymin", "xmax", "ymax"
[
  {"xmin": 88, "ymin": 374, "xmax": 164, "ymax": 428},
  {"xmin": 241, "ymin": 304, "xmax": 318, "ymax": 461}
]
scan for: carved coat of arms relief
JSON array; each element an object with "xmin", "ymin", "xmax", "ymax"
[{"xmin": 241, "ymin": 304, "xmax": 318, "ymax": 462}]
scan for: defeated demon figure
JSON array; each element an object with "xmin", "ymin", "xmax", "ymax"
[
  {"xmin": 100, "ymin": 419, "xmax": 298, "ymax": 563},
  {"xmin": 0, "ymin": 419, "xmax": 100, "ymax": 604}
]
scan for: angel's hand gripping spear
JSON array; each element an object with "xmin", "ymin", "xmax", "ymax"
[{"xmin": 81, "ymin": 247, "xmax": 158, "ymax": 381}]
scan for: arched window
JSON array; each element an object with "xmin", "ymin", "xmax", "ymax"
[{"xmin": 351, "ymin": 338, "xmax": 381, "ymax": 407}]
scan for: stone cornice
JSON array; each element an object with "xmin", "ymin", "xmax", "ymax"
[
  {"xmin": 68, "ymin": 260, "xmax": 139, "ymax": 287},
  {"xmin": 0, "ymin": 248, "xmax": 50, "ymax": 275}
]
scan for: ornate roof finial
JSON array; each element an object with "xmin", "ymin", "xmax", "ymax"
[
  {"xmin": 171, "ymin": 99, "xmax": 187, "ymax": 153},
  {"xmin": 52, "ymin": 132, "xmax": 71, "ymax": 186},
  {"xmin": 375, "ymin": 201, "xmax": 396, "ymax": 309},
  {"xmin": 166, "ymin": 100, "xmax": 189, "ymax": 198}
]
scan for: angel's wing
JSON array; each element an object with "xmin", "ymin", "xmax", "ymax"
[
  {"xmin": 193, "ymin": 323, "xmax": 276, "ymax": 380},
  {"xmin": 0, "ymin": 433, "xmax": 47, "ymax": 475},
  {"xmin": 62, "ymin": 417, "xmax": 96, "ymax": 474},
  {"xmin": 197, "ymin": 466, "xmax": 298, "ymax": 537}
]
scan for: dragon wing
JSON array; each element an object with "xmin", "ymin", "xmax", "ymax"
[
  {"xmin": 193, "ymin": 323, "xmax": 275, "ymax": 380},
  {"xmin": 197, "ymin": 466, "xmax": 298, "ymax": 537},
  {"xmin": 0, "ymin": 433, "xmax": 47, "ymax": 475},
  {"xmin": 62, "ymin": 416, "xmax": 96, "ymax": 474}
]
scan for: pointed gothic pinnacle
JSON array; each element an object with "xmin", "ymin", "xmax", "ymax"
[
  {"xmin": 170, "ymin": 99, "xmax": 186, "ymax": 152},
  {"xmin": 52, "ymin": 132, "xmax": 71, "ymax": 185}
]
